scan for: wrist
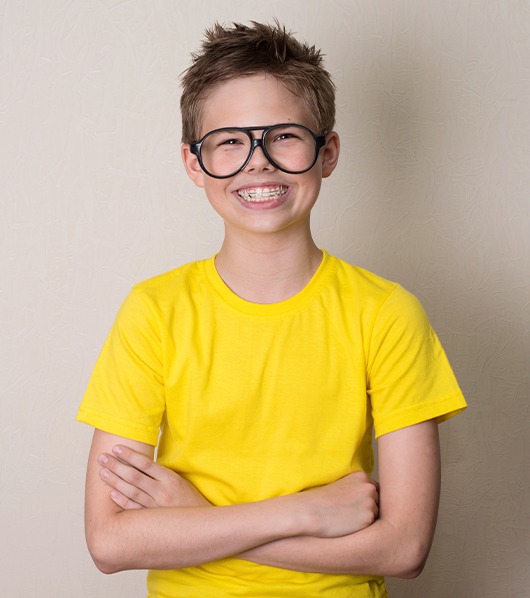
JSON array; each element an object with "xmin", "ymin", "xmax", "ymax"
[{"xmin": 273, "ymin": 492, "xmax": 315, "ymax": 537}]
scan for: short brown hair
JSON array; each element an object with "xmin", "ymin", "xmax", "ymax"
[{"xmin": 180, "ymin": 20, "xmax": 336, "ymax": 143}]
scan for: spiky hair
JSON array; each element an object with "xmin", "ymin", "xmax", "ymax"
[{"xmin": 180, "ymin": 20, "xmax": 335, "ymax": 143}]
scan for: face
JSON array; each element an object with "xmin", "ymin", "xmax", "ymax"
[{"xmin": 182, "ymin": 74, "xmax": 339, "ymax": 238}]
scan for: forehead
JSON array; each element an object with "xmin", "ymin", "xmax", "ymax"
[{"xmin": 198, "ymin": 74, "xmax": 317, "ymax": 136}]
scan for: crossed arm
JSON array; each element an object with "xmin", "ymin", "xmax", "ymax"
[{"xmin": 84, "ymin": 420, "xmax": 440, "ymax": 578}]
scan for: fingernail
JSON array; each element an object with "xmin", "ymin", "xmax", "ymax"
[
  {"xmin": 100, "ymin": 468, "xmax": 109, "ymax": 480},
  {"xmin": 98, "ymin": 454, "xmax": 108, "ymax": 465},
  {"xmin": 112, "ymin": 446, "xmax": 122, "ymax": 456}
]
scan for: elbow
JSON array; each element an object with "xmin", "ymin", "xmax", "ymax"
[
  {"xmin": 94, "ymin": 559, "xmax": 120, "ymax": 576},
  {"xmin": 92, "ymin": 556, "xmax": 122, "ymax": 576},
  {"xmin": 86, "ymin": 526, "xmax": 124, "ymax": 575},
  {"xmin": 394, "ymin": 540, "xmax": 431, "ymax": 579},
  {"xmin": 88, "ymin": 542, "xmax": 123, "ymax": 575},
  {"xmin": 397, "ymin": 559, "xmax": 426, "ymax": 580}
]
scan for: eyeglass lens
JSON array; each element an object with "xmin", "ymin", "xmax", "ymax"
[{"xmin": 199, "ymin": 125, "xmax": 318, "ymax": 177}]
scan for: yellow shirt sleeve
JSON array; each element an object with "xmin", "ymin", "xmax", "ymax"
[
  {"xmin": 77, "ymin": 287, "xmax": 165, "ymax": 445},
  {"xmin": 367, "ymin": 283, "xmax": 466, "ymax": 438}
]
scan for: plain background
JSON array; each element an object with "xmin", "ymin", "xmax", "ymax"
[{"xmin": 1, "ymin": 1, "xmax": 529, "ymax": 596}]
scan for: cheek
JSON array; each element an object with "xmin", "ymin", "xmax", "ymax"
[
  {"xmin": 203, "ymin": 182, "xmax": 231, "ymax": 210},
  {"xmin": 301, "ymin": 170, "xmax": 323, "ymax": 196}
]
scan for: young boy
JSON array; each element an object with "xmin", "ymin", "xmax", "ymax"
[{"xmin": 77, "ymin": 21, "xmax": 466, "ymax": 597}]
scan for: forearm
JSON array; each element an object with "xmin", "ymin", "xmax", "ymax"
[
  {"xmin": 240, "ymin": 517, "xmax": 427, "ymax": 578},
  {"xmin": 85, "ymin": 431, "xmax": 378, "ymax": 574},
  {"xmin": 87, "ymin": 461, "xmax": 377, "ymax": 573},
  {"xmin": 85, "ymin": 432, "xmax": 309, "ymax": 573},
  {"xmin": 242, "ymin": 421, "xmax": 441, "ymax": 579},
  {"xmin": 88, "ymin": 493, "xmax": 311, "ymax": 574}
]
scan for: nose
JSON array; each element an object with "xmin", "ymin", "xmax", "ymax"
[{"xmin": 244, "ymin": 139, "xmax": 275, "ymax": 173}]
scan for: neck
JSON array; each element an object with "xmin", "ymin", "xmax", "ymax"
[{"xmin": 214, "ymin": 228, "xmax": 322, "ymax": 304}]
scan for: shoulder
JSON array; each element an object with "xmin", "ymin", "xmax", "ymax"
[
  {"xmin": 333, "ymin": 257, "xmax": 397, "ymax": 294},
  {"xmin": 133, "ymin": 259, "xmax": 207, "ymax": 295},
  {"xmin": 325, "ymin": 253, "xmax": 404, "ymax": 308},
  {"xmin": 131, "ymin": 258, "xmax": 210, "ymax": 304},
  {"xmin": 324, "ymin": 252, "xmax": 428, "ymax": 330},
  {"xmin": 115, "ymin": 258, "xmax": 211, "ymax": 325}
]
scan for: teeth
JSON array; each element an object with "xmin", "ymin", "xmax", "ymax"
[{"xmin": 237, "ymin": 185, "xmax": 287, "ymax": 203}]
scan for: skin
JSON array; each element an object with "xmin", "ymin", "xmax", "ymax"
[
  {"xmin": 86, "ymin": 430, "xmax": 379, "ymax": 573},
  {"xmin": 84, "ymin": 73, "xmax": 441, "ymax": 578},
  {"xmin": 96, "ymin": 421, "xmax": 439, "ymax": 577},
  {"xmin": 181, "ymin": 74, "xmax": 340, "ymax": 303}
]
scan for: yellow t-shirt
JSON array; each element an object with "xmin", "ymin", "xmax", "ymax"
[{"xmin": 77, "ymin": 250, "xmax": 466, "ymax": 597}]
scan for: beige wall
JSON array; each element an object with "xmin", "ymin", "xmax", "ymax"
[{"xmin": 2, "ymin": 1, "xmax": 529, "ymax": 595}]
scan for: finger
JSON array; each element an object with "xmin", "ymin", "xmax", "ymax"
[
  {"xmin": 368, "ymin": 477, "xmax": 380, "ymax": 503},
  {"xmin": 99, "ymin": 465, "xmax": 157, "ymax": 508},
  {"xmin": 112, "ymin": 445, "xmax": 160, "ymax": 479},
  {"xmin": 99, "ymin": 453, "xmax": 157, "ymax": 496},
  {"xmin": 109, "ymin": 489, "xmax": 143, "ymax": 510},
  {"xmin": 112, "ymin": 445, "xmax": 181, "ymax": 486},
  {"xmin": 365, "ymin": 475, "xmax": 379, "ymax": 489},
  {"xmin": 372, "ymin": 482, "xmax": 380, "ymax": 504}
]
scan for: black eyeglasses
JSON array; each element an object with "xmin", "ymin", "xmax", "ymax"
[{"xmin": 189, "ymin": 124, "xmax": 327, "ymax": 179}]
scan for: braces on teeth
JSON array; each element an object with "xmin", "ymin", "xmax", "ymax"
[{"xmin": 237, "ymin": 186, "xmax": 287, "ymax": 202}]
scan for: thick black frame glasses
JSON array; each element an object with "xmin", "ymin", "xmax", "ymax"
[{"xmin": 189, "ymin": 124, "xmax": 327, "ymax": 179}]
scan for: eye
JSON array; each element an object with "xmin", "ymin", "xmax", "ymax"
[
  {"xmin": 276, "ymin": 133, "xmax": 296, "ymax": 141},
  {"xmin": 217, "ymin": 137, "xmax": 244, "ymax": 147},
  {"xmin": 270, "ymin": 127, "xmax": 304, "ymax": 143},
  {"xmin": 207, "ymin": 131, "xmax": 248, "ymax": 150}
]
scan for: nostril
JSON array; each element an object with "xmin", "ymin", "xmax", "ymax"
[{"xmin": 245, "ymin": 146, "xmax": 274, "ymax": 172}]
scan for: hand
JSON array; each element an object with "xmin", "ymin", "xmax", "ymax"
[
  {"xmin": 98, "ymin": 445, "xmax": 211, "ymax": 510},
  {"xmin": 299, "ymin": 472, "xmax": 379, "ymax": 538}
]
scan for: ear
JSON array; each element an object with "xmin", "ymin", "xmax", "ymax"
[
  {"xmin": 181, "ymin": 144, "xmax": 206, "ymax": 188},
  {"xmin": 321, "ymin": 131, "xmax": 340, "ymax": 179}
]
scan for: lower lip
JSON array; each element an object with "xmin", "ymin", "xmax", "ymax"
[{"xmin": 234, "ymin": 189, "xmax": 290, "ymax": 210}]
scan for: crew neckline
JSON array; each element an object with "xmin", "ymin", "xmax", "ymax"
[{"xmin": 203, "ymin": 249, "xmax": 335, "ymax": 316}]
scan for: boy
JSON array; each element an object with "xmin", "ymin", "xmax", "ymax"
[{"xmin": 78, "ymin": 21, "xmax": 466, "ymax": 597}]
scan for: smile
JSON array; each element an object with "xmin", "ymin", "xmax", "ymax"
[{"xmin": 236, "ymin": 185, "xmax": 288, "ymax": 203}]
